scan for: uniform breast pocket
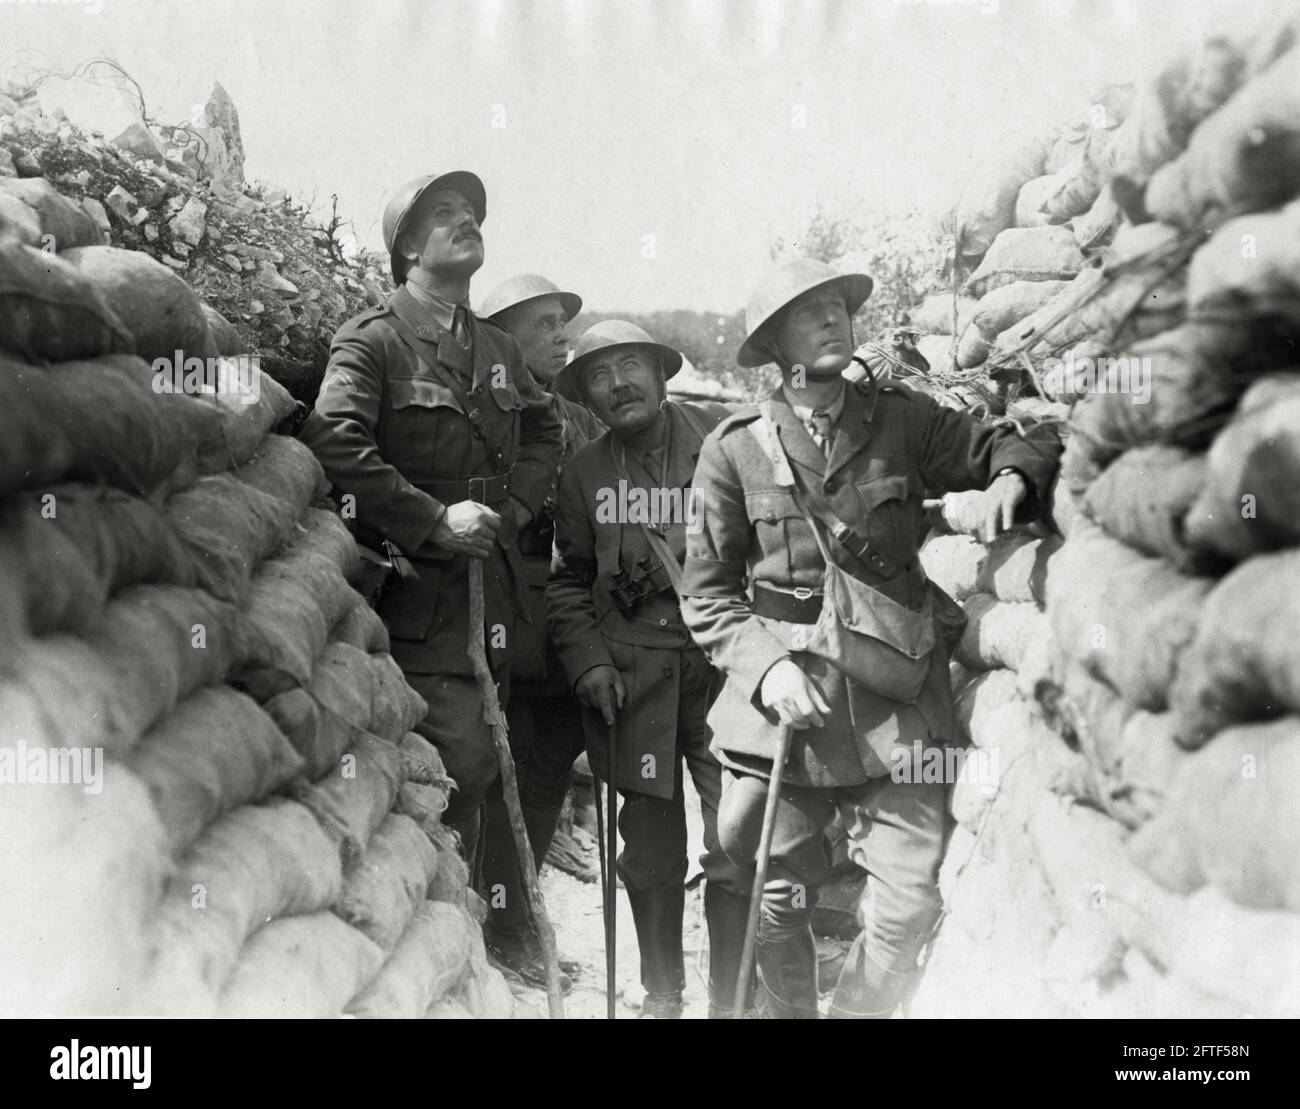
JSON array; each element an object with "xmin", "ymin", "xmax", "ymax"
[
  {"xmin": 853, "ymin": 473, "xmax": 920, "ymax": 557},
  {"xmin": 386, "ymin": 376, "xmax": 463, "ymax": 467},
  {"xmin": 487, "ymin": 379, "xmax": 524, "ymax": 412},
  {"xmin": 745, "ymin": 488, "xmax": 805, "ymax": 577}
]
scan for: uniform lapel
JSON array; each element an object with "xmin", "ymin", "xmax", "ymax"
[
  {"xmin": 766, "ymin": 391, "xmax": 829, "ymax": 482},
  {"xmin": 825, "ymin": 381, "xmax": 876, "ymax": 481}
]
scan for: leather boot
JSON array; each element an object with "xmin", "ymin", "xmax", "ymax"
[
  {"xmin": 826, "ymin": 933, "xmax": 916, "ymax": 1019},
  {"xmin": 704, "ymin": 884, "xmax": 757, "ymax": 1017},
  {"xmin": 626, "ymin": 885, "xmax": 686, "ymax": 1015},
  {"xmin": 754, "ymin": 924, "xmax": 820, "ymax": 1019}
]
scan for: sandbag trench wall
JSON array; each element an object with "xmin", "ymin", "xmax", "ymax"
[
  {"xmin": 901, "ymin": 7, "xmax": 1300, "ymax": 1018},
  {"xmin": 0, "ymin": 114, "xmax": 527, "ymax": 1019}
]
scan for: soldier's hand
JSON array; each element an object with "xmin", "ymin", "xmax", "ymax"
[
  {"xmin": 575, "ymin": 664, "xmax": 626, "ymax": 726},
  {"xmin": 928, "ymin": 472, "xmax": 1027, "ymax": 544},
  {"xmin": 431, "ymin": 500, "xmax": 502, "ymax": 559},
  {"xmin": 759, "ymin": 658, "xmax": 831, "ymax": 730}
]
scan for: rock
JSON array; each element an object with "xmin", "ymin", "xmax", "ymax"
[
  {"xmin": 264, "ymin": 188, "xmax": 288, "ymax": 207},
  {"xmin": 256, "ymin": 261, "xmax": 298, "ymax": 297},
  {"xmin": 110, "ymin": 121, "xmax": 166, "ymax": 167},
  {"xmin": 130, "ymin": 208, "xmax": 149, "ymax": 226},
  {"xmin": 58, "ymin": 170, "xmax": 93, "ymax": 190},
  {"xmin": 139, "ymin": 179, "xmax": 169, "ymax": 209},
  {"xmin": 143, "ymin": 223, "xmax": 159, "ymax": 242},
  {"xmin": 189, "ymin": 82, "xmax": 246, "ymax": 193},
  {"xmin": 103, "ymin": 185, "xmax": 138, "ymax": 222},
  {"xmin": 0, "ymin": 149, "xmax": 13, "ymax": 178},
  {"xmin": 79, "ymin": 197, "xmax": 111, "ymax": 244},
  {"xmin": 0, "ymin": 178, "xmax": 100, "ymax": 250},
  {"xmin": 0, "ymin": 193, "xmax": 41, "ymax": 246},
  {"xmin": 249, "ymin": 300, "xmax": 265, "ymax": 314},
  {"xmin": 14, "ymin": 151, "xmax": 42, "ymax": 177},
  {"xmin": 165, "ymin": 158, "xmax": 197, "ymax": 180},
  {"xmin": 161, "ymin": 256, "xmax": 188, "ymax": 270},
  {"xmin": 223, "ymin": 252, "xmax": 243, "ymax": 272},
  {"xmin": 167, "ymin": 196, "xmax": 207, "ymax": 247}
]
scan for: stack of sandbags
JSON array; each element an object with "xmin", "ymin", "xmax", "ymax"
[
  {"xmin": 0, "ymin": 169, "xmax": 513, "ymax": 1018},
  {"xmin": 915, "ymin": 11, "xmax": 1300, "ymax": 1018}
]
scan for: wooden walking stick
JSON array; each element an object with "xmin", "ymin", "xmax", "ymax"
[
  {"xmin": 467, "ymin": 558, "xmax": 565, "ymax": 1019},
  {"xmin": 734, "ymin": 725, "xmax": 794, "ymax": 1019},
  {"xmin": 603, "ymin": 717, "xmax": 619, "ymax": 1020}
]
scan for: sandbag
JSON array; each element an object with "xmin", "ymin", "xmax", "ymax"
[
  {"xmin": 397, "ymin": 731, "xmax": 450, "ymax": 787},
  {"xmin": 1187, "ymin": 196, "xmax": 1300, "ymax": 327},
  {"xmin": 919, "ymin": 533, "xmax": 987, "ymax": 602},
  {"xmin": 1145, "ymin": 49, "xmax": 1300, "ymax": 228},
  {"xmin": 217, "ymin": 912, "xmax": 385, "ymax": 1019},
  {"xmin": 460, "ymin": 964, "xmax": 517, "ymax": 1020},
  {"xmin": 1046, "ymin": 519, "xmax": 1213, "ymax": 710},
  {"xmin": 913, "ymin": 333, "xmax": 956, "ymax": 377},
  {"xmin": 2, "ymin": 484, "xmax": 200, "ymax": 635},
  {"xmin": 395, "ymin": 780, "xmax": 451, "ymax": 827},
  {"xmin": 330, "ymin": 598, "xmax": 390, "ymax": 654},
  {"xmin": 991, "ymin": 224, "xmax": 1185, "ymax": 366},
  {"xmin": 3, "ymin": 353, "xmax": 226, "ymax": 497},
  {"xmin": 263, "ymin": 687, "xmax": 359, "ymax": 780},
  {"xmin": 1102, "ymin": 37, "xmax": 1246, "ymax": 188},
  {"xmin": 978, "ymin": 531, "xmax": 1060, "ymax": 604},
  {"xmin": 958, "ymin": 280, "xmax": 1073, "ymax": 367},
  {"xmin": 165, "ymin": 473, "xmax": 295, "ymax": 603},
  {"xmin": 953, "ymin": 594, "xmax": 1044, "ymax": 672},
  {"xmin": 1083, "ymin": 445, "xmax": 1212, "ymax": 572},
  {"xmin": 1014, "ymin": 174, "xmax": 1068, "ymax": 228},
  {"xmin": 0, "ymin": 192, "xmax": 42, "ymax": 247},
  {"xmin": 1044, "ymin": 120, "xmax": 1090, "ymax": 175},
  {"xmin": 0, "ymin": 364, "xmax": 78, "ymax": 502},
  {"xmin": 193, "ymin": 365, "xmax": 298, "ymax": 473},
  {"xmin": 60, "ymin": 244, "xmax": 215, "ymax": 362},
  {"xmin": 13, "ymin": 585, "xmax": 247, "ymax": 756},
  {"xmin": 1067, "ymin": 320, "xmax": 1296, "ymax": 469},
  {"xmin": 333, "ymin": 813, "xmax": 439, "ymax": 950},
  {"xmin": 426, "ymin": 827, "xmax": 473, "ymax": 906},
  {"xmin": 0, "ymin": 241, "xmax": 134, "ymax": 363},
  {"xmin": 0, "ymin": 764, "xmax": 169, "ymax": 1016},
  {"xmin": 1183, "ymin": 374, "xmax": 1300, "ymax": 561},
  {"xmin": 126, "ymin": 686, "xmax": 305, "ymax": 854},
  {"xmin": 201, "ymin": 303, "xmax": 243, "ymax": 355},
  {"xmin": 292, "ymin": 731, "xmax": 407, "ymax": 865},
  {"xmin": 908, "ymin": 293, "xmax": 977, "ymax": 336},
  {"xmin": 239, "ymin": 434, "xmax": 328, "ymax": 508},
  {"xmin": 346, "ymin": 900, "xmax": 475, "ymax": 1018},
  {"xmin": 1170, "ymin": 548, "xmax": 1300, "ymax": 747},
  {"xmin": 368, "ymin": 650, "xmax": 426, "ymax": 741},
  {"xmin": 0, "ymin": 177, "xmax": 101, "ymax": 250},
  {"xmin": 242, "ymin": 540, "xmax": 361, "ymax": 686},
  {"xmin": 1113, "ymin": 709, "xmax": 1188, "ymax": 828},
  {"xmin": 147, "ymin": 798, "xmax": 344, "ymax": 1004},
  {"xmin": 962, "ymin": 226, "xmax": 1084, "ymax": 299},
  {"xmin": 955, "ymin": 131, "xmax": 1049, "ymax": 259},
  {"xmin": 1071, "ymin": 183, "xmax": 1123, "ymax": 251},
  {"xmin": 1127, "ymin": 717, "xmax": 1300, "ymax": 912}
]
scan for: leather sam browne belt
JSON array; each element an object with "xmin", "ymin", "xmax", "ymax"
[
  {"xmin": 752, "ymin": 583, "xmax": 824, "ymax": 624},
  {"xmin": 418, "ymin": 470, "xmax": 512, "ymax": 507}
]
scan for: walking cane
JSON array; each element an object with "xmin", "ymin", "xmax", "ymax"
[
  {"xmin": 602, "ymin": 716, "xmax": 619, "ymax": 1020},
  {"xmin": 734, "ymin": 724, "xmax": 794, "ymax": 1019},
  {"xmin": 467, "ymin": 559, "xmax": 565, "ymax": 1019}
]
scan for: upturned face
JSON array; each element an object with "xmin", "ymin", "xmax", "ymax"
[
  {"xmin": 769, "ymin": 285, "xmax": 853, "ymax": 378},
  {"xmin": 502, "ymin": 293, "xmax": 570, "ymax": 384},
  {"xmin": 401, "ymin": 187, "xmax": 484, "ymax": 278},
  {"xmin": 581, "ymin": 346, "xmax": 663, "ymax": 435}
]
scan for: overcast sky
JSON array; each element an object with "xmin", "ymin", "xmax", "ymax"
[{"xmin": 1, "ymin": 0, "xmax": 1251, "ymax": 312}]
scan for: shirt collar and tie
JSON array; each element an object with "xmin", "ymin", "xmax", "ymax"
[
  {"xmin": 404, "ymin": 274, "xmax": 473, "ymax": 352},
  {"xmin": 782, "ymin": 380, "xmax": 846, "ymax": 458}
]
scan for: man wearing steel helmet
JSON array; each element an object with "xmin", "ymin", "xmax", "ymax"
[
  {"xmin": 301, "ymin": 173, "xmax": 563, "ymax": 875},
  {"xmin": 547, "ymin": 321, "xmax": 754, "ymax": 1019},
  {"xmin": 680, "ymin": 256, "xmax": 1061, "ymax": 1018},
  {"xmin": 476, "ymin": 274, "xmax": 601, "ymax": 988}
]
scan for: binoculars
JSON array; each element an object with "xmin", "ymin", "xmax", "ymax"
[{"xmin": 609, "ymin": 556, "xmax": 674, "ymax": 616}]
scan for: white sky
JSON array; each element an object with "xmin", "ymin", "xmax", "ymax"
[{"xmin": 0, "ymin": 0, "xmax": 1253, "ymax": 312}]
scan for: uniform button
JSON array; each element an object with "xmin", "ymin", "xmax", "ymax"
[
  {"xmin": 658, "ymin": 618, "xmax": 668, "ymax": 627},
  {"xmin": 663, "ymin": 667, "xmax": 672, "ymax": 676},
  {"xmin": 765, "ymin": 511, "xmax": 776, "ymax": 522},
  {"xmin": 824, "ymin": 479, "xmax": 840, "ymax": 494}
]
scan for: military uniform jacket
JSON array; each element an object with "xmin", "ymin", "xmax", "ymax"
[
  {"xmin": 512, "ymin": 388, "xmax": 604, "ymax": 694},
  {"xmin": 548, "ymin": 400, "xmax": 730, "ymax": 798},
  {"xmin": 300, "ymin": 286, "xmax": 563, "ymax": 676},
  {"xmin": 680, "ymin": 378, "xmax": 1061, "ymax": 788}
]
